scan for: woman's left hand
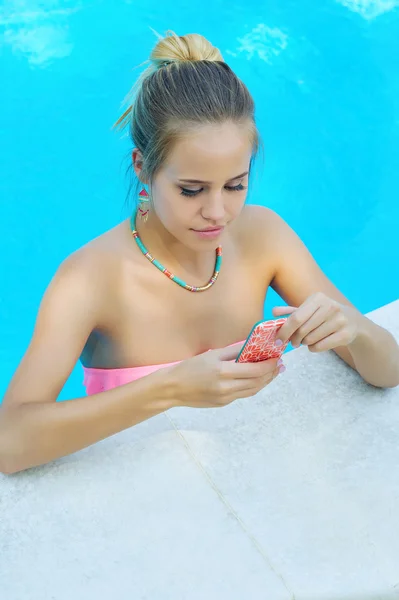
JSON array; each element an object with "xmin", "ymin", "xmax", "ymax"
[{"xmin": 273, "ymin": 292, "xmax": 361, "ymax": 352}]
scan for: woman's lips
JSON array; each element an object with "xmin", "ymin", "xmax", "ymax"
[{"xmin": 191, "ymin": 227, "xmax": 224, "ymax": 239}]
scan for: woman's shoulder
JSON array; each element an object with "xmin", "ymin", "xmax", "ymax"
[
  {"xmin": 233, "ymin": 204, "xmax": 289, "ymax": 251},
  {"xmin": 54, "ymin": 220, "xmax": 131, "ymax": 294}
]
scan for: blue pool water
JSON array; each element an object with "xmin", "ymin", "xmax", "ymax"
[{"xmin": 1, "ymin": 1, "xmax": 398, "ymax": 400}]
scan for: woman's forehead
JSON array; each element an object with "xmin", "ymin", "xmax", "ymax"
[{"xmin": 165, "ymin": 122, "xmax": 252, "ymax": 179}]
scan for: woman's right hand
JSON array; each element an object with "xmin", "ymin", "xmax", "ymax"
[{"xmin": 165, "ymin": 343, "xmax": 285, "ymax": 408}]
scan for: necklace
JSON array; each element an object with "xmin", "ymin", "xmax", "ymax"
[{"xmin": 130, "ymin": 213, "xmax": 222, "ymax": 292}]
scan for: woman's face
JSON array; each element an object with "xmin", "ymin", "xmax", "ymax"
[{"xmin": 139, "ymin": 121, "xmax": 253, "ymax": 250}]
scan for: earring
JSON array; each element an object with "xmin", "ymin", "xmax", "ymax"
[{"xmin": 138, "ymin": 188, "xmax": 150, "ymax": 223}]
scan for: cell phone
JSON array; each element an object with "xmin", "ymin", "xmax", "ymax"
[{"xmin": 236, "ymin": 318, "xmax": 289, "ymax": 363}]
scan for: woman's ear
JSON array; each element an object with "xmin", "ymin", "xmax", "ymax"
[{"xmin": 132, "ymin": 149, "xmax": 148, "ymax": 184}]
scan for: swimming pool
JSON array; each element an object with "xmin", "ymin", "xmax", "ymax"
[{"xmin": 1, "ymin": 0, "xmax": 398, "ymax": 400}]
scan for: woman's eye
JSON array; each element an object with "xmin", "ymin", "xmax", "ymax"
[
  {"xmin": 180, "ymin": 182, "xmax": 247, "ymax": 196},
  {"xmin": 225, "ymin": 183, "xmax": 247, "ymax": 192},
  {"xmin": 180, "ymin": 187, "xmax": 202, "ymax": 197}
]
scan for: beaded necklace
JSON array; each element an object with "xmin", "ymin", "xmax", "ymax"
[{"xmin": 130, "ymin": 213, "xmax": 222, "ymax": 292}]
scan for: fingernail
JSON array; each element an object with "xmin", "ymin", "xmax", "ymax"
[
  {"xmin": 279, "ymin": 365, "xmax": 286, "ymax": 374},
  {"xmin": 277, "ymin": 358, "xmax": 283, "ymax": 366},
  {"xmin": 275, "ymin": 339, "xmax": 283, "ymax": 347}
]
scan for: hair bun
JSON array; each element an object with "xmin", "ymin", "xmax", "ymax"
[{"xmin": 150, "ymin": 31, "xmax": 223, "ymax": 66}]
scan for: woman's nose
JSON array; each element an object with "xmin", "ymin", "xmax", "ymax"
[{"xmin": 201, "ymin": 191, "xmax": 225, "ymax": 222}]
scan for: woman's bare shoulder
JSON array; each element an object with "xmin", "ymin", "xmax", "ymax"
[
  {"xmin": 48, "ymin": 220, "xmax": 132, "ymax": 307},
  {"xmin": 233, "ymin": 204, "xmax": 286, "ymax": 250},
  {"xmin": 63, "ymin": 220, "xmax": 131, "ymax": 274}
]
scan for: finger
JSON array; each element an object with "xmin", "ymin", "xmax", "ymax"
[
  {"xmin": 300, "ymin": 318, "xmax": 341, "ymax": 348},
  {"xmin": 276, "ymin": 298, "xmax": 321, "ymax": 344},
  {"xmin": 214, "ymin": 342, "xmax": 245, "ymax": 361},
  {"xmin": 232, "ymin": 361, "xmax": 283, "ymax": 395},
  {"xmin": 272, "ymin": 306, "xmax": 297, "ymax": 317},
  {"xmin": 237, "ymin": 364, "xmax": 283, "ymax": 398},
  {"xmin": 290, "ymin": 305, "xmax": 331, "ymax": 348},
  {"xmin": 253, "ymin": 365, "xmax": 281, "ymax": 388},
  {"xmin": 307, "ymin": 331, "xmax": 347, "ymax": 353},
  {"xmin": 227, "ymin": 357, "xmax": 280, "ymax": 380},
  {"xmin": 228, "ymin": 373, "xmax": 277, "ymax": 401},
  {"xmin": 259, "ymin": 365, "xmax": 283, "ymax": 386}
]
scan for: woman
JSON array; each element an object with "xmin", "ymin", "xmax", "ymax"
[{"xmin": 1, "ymin": 32, "xmax": 398, "ymax": 475}]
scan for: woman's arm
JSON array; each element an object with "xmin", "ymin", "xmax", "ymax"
[
  {"xmin": 0, "ymin": 255, "xmax": 174, "ymax": 474},
  {"xmin": 343, "ymin": 313, "xmax": 399, "ymax": 388},
  {"xmin": 258, "ymin": 207, "xmax": 399, "ymax": 388},
  {"xmin": 0, "ymin": 374, "xmax": 174, "ymax": 475}
]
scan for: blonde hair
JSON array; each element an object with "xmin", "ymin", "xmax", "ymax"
[{"xmin": 114, "ymin": 31, "xmax": 259, "ymax": 184}]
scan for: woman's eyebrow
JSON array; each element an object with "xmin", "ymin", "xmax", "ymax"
[{"xmin": 178, "ymin": 171, "xmax": 249, "ymax": 185}]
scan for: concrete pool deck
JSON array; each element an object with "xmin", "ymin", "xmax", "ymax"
[{"xmin": 1, "ymin": 300, "xmax": 398, "ymax": 600}]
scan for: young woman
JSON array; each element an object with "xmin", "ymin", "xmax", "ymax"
[{"xmin": 1, "ymin": 32, "xmax": 398, "ymax": 475}]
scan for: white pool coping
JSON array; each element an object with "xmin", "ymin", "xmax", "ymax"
[{"xmin": 1, "ymin": 300, "xmax": 398, "ymax": 600}]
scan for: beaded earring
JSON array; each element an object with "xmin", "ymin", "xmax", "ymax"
[{"xmin": 138, "ymin": 188, "xmax": 150, "ymax": 223}]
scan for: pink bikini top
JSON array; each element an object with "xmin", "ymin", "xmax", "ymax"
[
  {"xmin": 82, "ymin": 341, "xmax": 245, "ymax": 396},
  {"xmin": 83, "ymin": 359, "xmax": 180, "ymax": 396}
]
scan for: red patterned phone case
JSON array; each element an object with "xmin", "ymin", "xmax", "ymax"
[{"xmin": 236, "ymin": 318, "xmax": 289, "ymax": 363}]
